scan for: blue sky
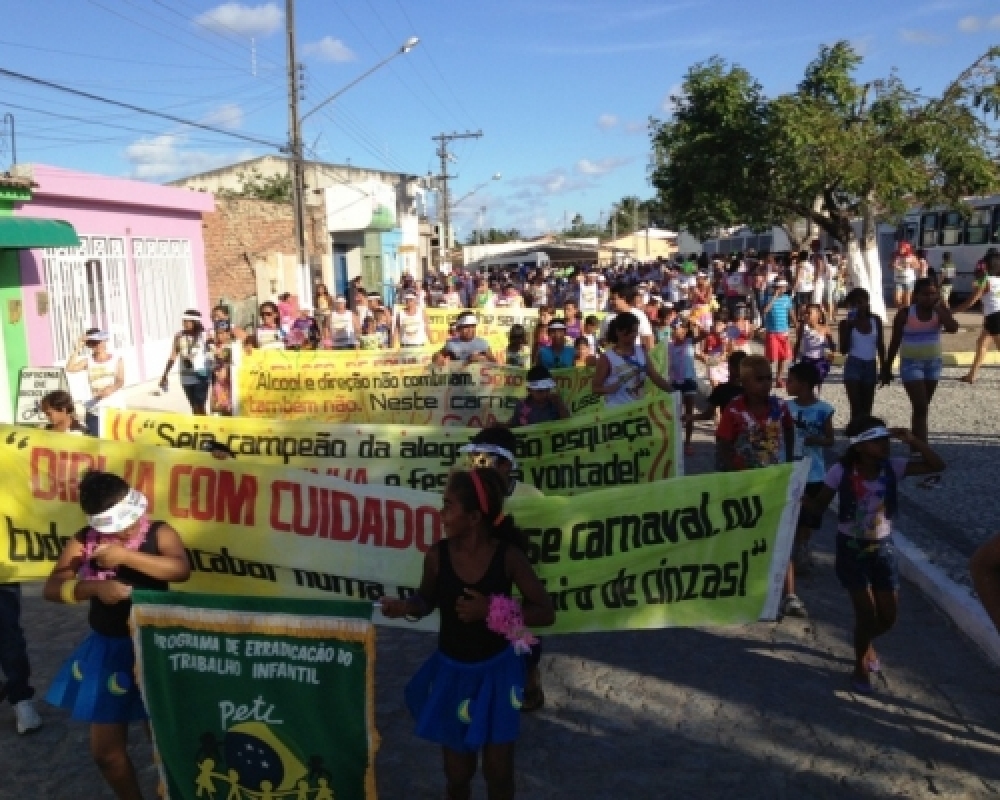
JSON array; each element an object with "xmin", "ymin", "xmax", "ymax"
[{"xmin": 2, "ymin": 0, "xmax": 999, "ymax": 235}]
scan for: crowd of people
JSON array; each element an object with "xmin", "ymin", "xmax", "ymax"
[{"xmin": 4, "ymin": 240, "xmax": 1000, "ymax": 800}]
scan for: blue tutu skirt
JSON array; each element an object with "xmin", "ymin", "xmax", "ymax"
[
  {"xmin": 405, "ymin": 646, "xmax": 524, "ymax": 753},
  {"xmin": 46, "ymin": 632, "xmax": 147, "ymax": 724}
]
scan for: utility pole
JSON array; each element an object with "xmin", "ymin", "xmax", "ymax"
[
  {"xmin": 432, "ymin": 130, "xmax": 482, "ymax": 269},
  {"xmin": 286, "ymin": 0, "xmax": 309, "ymax": 306}
]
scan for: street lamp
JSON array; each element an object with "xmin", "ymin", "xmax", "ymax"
[{"xmin": 301, "ymin": 37, "xmax": 420, "ymax": 123}]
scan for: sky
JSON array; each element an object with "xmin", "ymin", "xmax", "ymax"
[{"xmin": 1, "ymin": 0, "xmax": 999, "ymax": 237}]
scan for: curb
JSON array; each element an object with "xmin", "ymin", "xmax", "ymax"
[{"xmin": 894, "ymin": 531, "xmax": 1000, "ymax": 668}]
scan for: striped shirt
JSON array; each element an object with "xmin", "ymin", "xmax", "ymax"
[{"xmin": 899, "ymin": 306, "xmax": 941, "ymax": 361}]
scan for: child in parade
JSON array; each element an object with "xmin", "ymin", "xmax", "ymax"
[
  {"xmin": 727, "ymin": 304, "xmax": 753, "ymax": 351},
  {"xmin": 715, "ymin": 354, "xmax": 795, "ymax": 473},
  {"xmin": 839, "ymin": 288, "xmax": 884, "ymax": 436},
  {"xmin": 44, "ymin": 471, "xmax": 191, "ymax": 800},
  {"xmin": 668, "ymin": 319, "xmax": 700, "ymax": 456},
  {"xmin": 683, "ymin": 350, "xmax": 746, "ymax": 424},
  {"xmin": 40, "ymin": 389, "xmax": 88, "ymax": 434},
  {"xmin": 286, "ymin": 308, "xmax": 321, "ymax": 350},
  {"xmin": 782, "ymin": 362, "xmax": 835, "ymax": 618},
  {"xmin": 573, "ymin": 336, "xmax": 597, "ymax": 368},
  {"xmin": 380, "ymin": 468, "xmax": 555, "ymax": 800},
  {"xmin": 698, "ymin": 314, "xmax": 732, "ymax": 389},
  {"xmin": 794, "ymin": 303, "xmax": 836, "ymax": 391},
  {"xmin": 509, "ymin": 366, "xmax": 570, "ymax": 427},
  {"xmin": 499, "ymin": 325, "xmax": 531, "ymax": 368},
  {"xmin": 805, "ymin": 419, "xmax": 944, "ymax": 693},
  {"xmin": 209, "ymin": 319, "xmax": 234, "ymax": 415}
]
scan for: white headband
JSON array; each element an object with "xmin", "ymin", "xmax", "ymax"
[
  {"xmin": 527, "ymin": 379, "xmax": 557, "ymax": 391},
  {"xmin": 459, "ymin": 443, "xmax": 517, "ymax": 472},
  {"xmin": 455, "ymin": 313, "xmax": 478, "ymax": 327},
  {"xmin": 85, "ymin": 331, "xmax": 110, "ymax": 342},
  {"xmin": 850, "ymin": 426, "xmax": 890, "ymax": 446},
  {"xmin": 87, "ymin": 489, "xmax": 148, "ymax": 534},
  {"xmin": 182, "ymin": 313, "xmax": 202, "ymax": 322}
]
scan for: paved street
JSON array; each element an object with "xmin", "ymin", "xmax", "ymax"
[{"xmin": 4, "ymin": 364, "xmax": 1000, "ymax": 797}]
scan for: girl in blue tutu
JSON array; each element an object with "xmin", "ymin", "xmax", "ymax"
[
  {"xmin": 380, "ymin": 468, "xmax": 554, "ymax": 800},
  {"xmin": 43, "ymin": 471, "xmax": 190, "ymax": 800}
]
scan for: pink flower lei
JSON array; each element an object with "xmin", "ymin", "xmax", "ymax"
[
  {"xmin": 78, "ymin": 516, "xmax": 151, "ymax": 581},
  {"xmin": 486, "ymin": 595, "xmax": 538, "ymax": 655}
]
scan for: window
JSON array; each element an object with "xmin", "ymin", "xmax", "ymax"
[
  {"xmin": 920, "ymin": 213, "xmax": 939, "ymax": 248},
  {"xmin": 993, "ymin": 207, "xmax": 1000, "ymax": 244},
  {"xmin": 941, "ymin": 211, "xmax": 963, "ymax": 246},
  {"xmin": 967, "ymin": 209, "xmax": 991, "ymax": 245}
]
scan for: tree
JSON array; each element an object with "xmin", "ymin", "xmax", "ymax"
[
  {"xmin": 651, "ymin": 43, "xmax": 1000, "ymax": 318},
  {"xmin": 220, "ymin": 168, "xmax": 293, "ymax": 203},
  {"xmin": 464, "ymin": 227, "xmax": 522, "ymax": 245}
]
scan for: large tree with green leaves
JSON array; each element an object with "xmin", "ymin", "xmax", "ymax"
[{"xmin": 651, "ymin": 42, "xmax": 1000, "ymax": 318}]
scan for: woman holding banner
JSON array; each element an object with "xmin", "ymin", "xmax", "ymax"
[
  {"xmin": 44, "ymin": 470, "xmax": 190, "ymax": 800},
  {"xmin": 592, "ymin": 313, "xmax": 672, "ymax": 407},
  {"xmin": 380, "ymin": 468, "xmax": 554, "ymax": 800}
]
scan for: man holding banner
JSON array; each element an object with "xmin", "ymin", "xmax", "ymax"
[{"xmin": 435, "ymin": 313, "xmax": 496, "ymax": 366}]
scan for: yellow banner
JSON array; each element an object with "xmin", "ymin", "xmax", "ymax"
[
  {"xmin": 0, "ymin": 426, "xmax": 805, "ymax": 632},
  {"xmin": 103, "ymin": 395, "xmax": 681, "ymax": 495},
  {"xmin": 235, "ymin": 344, "xmax": 667, "ymax": 426},
  {"xmin": 421, "ymin": 307, "xmax": 539, "ymax": 348}
]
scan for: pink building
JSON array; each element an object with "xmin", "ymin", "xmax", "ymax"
[{"xmin": 6, "ymin": 164, "xmax": 214, "ymax": 421}]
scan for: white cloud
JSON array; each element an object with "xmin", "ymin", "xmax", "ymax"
[
  {"xmin": 661, "ymin": 82, "xmax": 685, "ymax": 114},
  {"xmin": 624, "ymin": 120, "xmax": 647, "ymax": 134},
  {"xmin": 194, "ymin": 3, "xmax": 283, "ymax": 37},
  {"xmin": 509, "ymin": 168, "xmax": 592, "ymax": 197},
  {"xmin": 575, "ymin": 156, "xmax": 630, "ymax": 176},
  {"xmin": 849, "ymin": 35, "xmax": 875, "ymax": 57},
  {"xmin": 124, "ymin": 134, "xmax": 253, "ymax": 181},
  {"xmin": 303, "ymin": 37, "xmax": 356, "ymax": 62},
  {"xmin": 203, "ymin": 103, "xmax": 243, "ymax": 130},
  {"xmin": 900, "ymin": 28, "xmax": 947, "ymax": 43},
  {"xmin": 597, "ymin": 113, "xmax": 619, "ymax": 130},
  {"xmin": 957, "ymin": 14, "xmax": 1000, "ymax": 32}
]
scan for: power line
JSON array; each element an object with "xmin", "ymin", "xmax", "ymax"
[
  {"xmin": 0, "ymin": 67, "xmax": 283, "ymax": 148},
  {"xmin": 390, "ymin": 0, "xmax": 477, "ymax": 127},
  {"xmin": 0, "ymin": 38, "xmax": 250, "ymax": 71}
]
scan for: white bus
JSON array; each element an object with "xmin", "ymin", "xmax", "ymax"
[{"xmin": 896, "ymin": 197, "xmax": 1000, "ymax": 294}]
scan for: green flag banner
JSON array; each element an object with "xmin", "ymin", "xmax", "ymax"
[
  {"xmin": 132, "ymin": 592, "xmax": 377, "ymax": 800},
  {"xmin": 102, "ymin": 394, "xmax": 682, "ymax": 494},
  {"xmin": 0, "ymin": 426, "xmax": 806, "ymax": 632}
]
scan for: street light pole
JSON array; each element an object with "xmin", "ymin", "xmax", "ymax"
[
  {"xmin": 285, "ymin": 0, "xmax": 307, "ymax": 306},
  {"xmin": 286, "ymin": 7, "xmax": 419, "ymax": 307}
]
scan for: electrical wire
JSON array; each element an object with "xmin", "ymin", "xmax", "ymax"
[
  {"xmin": 360, "ymin": 0, "xmax": 463, "ymax": 127},
  {"xmin": 0, "ymin": 38, "xmax": 250, "ymax": 71},
  {"xmin": 0, "ymin": 67, "xmax": 283, "ymax": 148},
  {"xmin": 390, "ymin": 0, "xmax": 477, "ymax": 128}
]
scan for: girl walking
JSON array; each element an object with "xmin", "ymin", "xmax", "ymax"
[
  {"xmin": 807, "ymin": 419, "xmax": 944, "ymax": 693},
  {"xmin": 839, "ymin": 289, "xmax": 885, "ymax": 436},
  {"xmin": 380, "ymin": 469, "xmax": 554, "ymax": 800},
  {"xmin": 44, "ymin": 471, "xmax": 190, "ymax": 799},
  {"xmin": 794, "ymin": 303, "xmax": 835, "ymax": 390}
]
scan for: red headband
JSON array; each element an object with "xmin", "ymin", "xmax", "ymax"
[
  {"xmin": 469, "ymin": 470, "xmax": 505, "ymax": 527},
  {"xmin": 469, "ymin": 470, "xmax": 490, "ymax": 515}
]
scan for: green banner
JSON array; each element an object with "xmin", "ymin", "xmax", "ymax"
[{"xmin": 132, "ymin": 592, "xmax": 377, "ymax": 800}]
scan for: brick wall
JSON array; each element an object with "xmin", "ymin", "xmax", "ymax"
[{"xmin": 202, "ymin": 196, "xmax": 328, "ymax": 305}]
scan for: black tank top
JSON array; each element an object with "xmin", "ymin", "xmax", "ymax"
[
  {"xmin": 436, "ymin": 539, "xmax": 512, "ymax": 663},
  {"xmin": 83, "ymin": 521, "xmax": 169, "ymax": 638}
]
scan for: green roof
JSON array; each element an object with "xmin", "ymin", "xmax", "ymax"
[{"xmin": 0, "ymin": 217, "xmax": 80, "ymax": 250}]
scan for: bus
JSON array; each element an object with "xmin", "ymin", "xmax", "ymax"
[{"xmin": 896, "ymin": 196, "xmax": 1000, "ymax": 293}]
